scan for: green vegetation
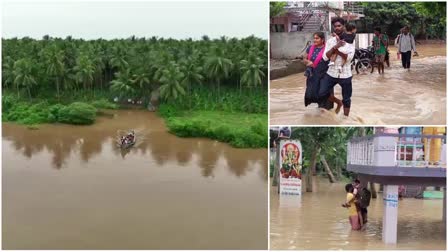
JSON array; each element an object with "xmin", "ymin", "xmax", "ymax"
[
  {"xmin": 270, "ymin": 2, "xmax": 287, "ymax": 18},
  {"xmin": 360, "ymin": 2, "xmax": 446, "ymax": 39},
  {"xmin": 160, "ymin": 105, "xmax": 267, "ymax": 148},
  {"xmin": 2, "ymin": 93, "xmax": 117, "ymax": 125},
  {"xmin": 3, "ymin": 36, "xmax": 267, "ymax": 106},
  {"xmin": 159, "ymin": 105, "xmax": 268, "ymax": 148},
  {"xmin": 3, "ymin": 36, "xmax": 267, "ymax": 147},
  {"xmin": 270, "ymin": 127, "xmax": 374, "ymax": 190}
]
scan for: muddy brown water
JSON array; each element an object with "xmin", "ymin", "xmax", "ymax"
[
  {"xmin": 270, "ymin": 177, "xmax": 446, "ymax": 250},
  {"xmin": 270, "ymin": 45, "xmax": 446, "ymax": 125},
  {"xmin": 2, "ymin": 110, "xmax": 268, "ymax": 249}
]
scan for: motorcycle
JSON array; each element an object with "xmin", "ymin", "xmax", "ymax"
[
  {"xmin": 352, "ymin": 46, "xmax": 391, "ymax": 74},
  {"xmin": 351, "ymin": 46, "xmax": 375, "ymax": 74}
]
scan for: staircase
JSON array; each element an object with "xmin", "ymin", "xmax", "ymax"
[
  {"xmin": 285, "ymin": 2, "xmax": 329, "ymax": 32},
  {"xmin": 302, "ymin": 14, "xmax": 323, "ymax": 32}
]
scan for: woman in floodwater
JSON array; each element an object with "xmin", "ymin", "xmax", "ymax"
[
  {"xmin": 302, "ymin": 32, "xmax": 340, "ymax": 111},
  {"xmin": 343, "ymin": 183, "xmax": 361, "ymax": 230}
]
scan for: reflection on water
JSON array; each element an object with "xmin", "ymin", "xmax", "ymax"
[
  {"xmin": 270, "ymin": 45, "xmax": 446, "ymax": 125},
  {"xmin": 3, "ymin": 110, "xmax": 268, "ymax": 249},
  {"xmin": 270, "ymin": 177, "xmax": 446, "ymax": 250}
]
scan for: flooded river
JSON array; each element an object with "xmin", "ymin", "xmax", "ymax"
[
  {"xmin": 270, "ymin": 177, "xmax": 446, "ymax": 250},
  {"xmin": 270, "ymin": 45, "xmax": 446, "ymax": 125},
  {"xmin": 2, "ymin": 110, "xmax": 268, "ymax": 249}
]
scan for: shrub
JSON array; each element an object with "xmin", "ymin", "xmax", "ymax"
[
  {"xmin": 158, "ymin": 104, "xmax": 181, "ymax": 118},
  {"xmin": 90, "ymin": 99, "xmax": 118, "ymax": 109},
  {"xmin": 58, "ymin": 102, "xmax": 97, "ymax": 125}
]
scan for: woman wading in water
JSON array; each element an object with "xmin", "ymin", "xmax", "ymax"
[{"xmin": 302, "ymin": 32, "xmax": 342, "ymax": 112}]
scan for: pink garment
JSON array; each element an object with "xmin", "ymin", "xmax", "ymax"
[
  {"xmin": 307, "ymin": 44, "xmax": 326, "ymax": 68},
  {"xmin": 349, "ymin": 215, "xmax": 361, "ymax": 230}
]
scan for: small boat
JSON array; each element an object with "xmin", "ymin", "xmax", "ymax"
[{"xmin": 118, "ymin": 132, "xmax": 136, "ymax": 149}]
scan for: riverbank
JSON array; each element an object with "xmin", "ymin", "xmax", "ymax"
[
  {"xmin": 3, "ymin": 93, "xmax": 268, "ymax": 149},
  {"xmin": 159, "ymin": 105, "xmax": 267, "ymax": 149},
  {"xmin": 2, "ymin": 94, "xmax": 118, "ymax": 127}
]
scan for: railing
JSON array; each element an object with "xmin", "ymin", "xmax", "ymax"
[
  {"xmin": 348, "ymin": 133, "xmax": 446, "ymax": 168},
  {"xmin": 298, "ymin": 2, "xmax": 316, "ymax": 30},
  {"xmin": 344, "ymin": 2, "xmax": 364, "ymax": 15},
  {"xmin": 347, "ymin": 136, "xmax": 375, "ymax": 166}
]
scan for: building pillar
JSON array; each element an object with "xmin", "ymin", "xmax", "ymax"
[
  {"xmin": 373, "ymin": 133, "xmax": 399, "ymax": 244},
  {"xmin": 443, "ymin": 187, "xmax": 446, "ymax": 222},
  {"xmin": 382, "ymin": 185, "xmax": 399, "ymax": 244}
]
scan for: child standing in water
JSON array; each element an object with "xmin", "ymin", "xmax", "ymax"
[
  {"xmin": 342, "ymin": 183, "xmax": 361, "ymax": 230},
  {"xmin": 328, "ymin": 23, "xmax": 356, "ymax": 73}
]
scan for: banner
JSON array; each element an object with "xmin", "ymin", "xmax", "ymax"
[{"xmin": 279, "ymin": 140, "xmax": 302, "ymax": 195}]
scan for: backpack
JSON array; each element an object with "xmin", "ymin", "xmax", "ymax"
[
  {"xmin": 395, "ymin": 34, "xmax": 401, "ymax": 47},
  {"xmin": 358, "ymin": 188, "xmax": 371, "ymax": 208}
]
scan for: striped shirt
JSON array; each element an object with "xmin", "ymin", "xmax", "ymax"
[
  {"xmin": 323, "ymin": 36, "xmax": 355, "ymax": 79},
  {"xmin": 398, "ymin": 33, "xmax": 416, "ymax": 53}
]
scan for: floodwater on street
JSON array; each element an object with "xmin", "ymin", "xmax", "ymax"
[
  {"xmin": 270, "ymin": 177, "xmax": 446, "ymax": 250},
  {"xmin": 270, "ymin": 44, "xmax": 446, "ymax": 125}
]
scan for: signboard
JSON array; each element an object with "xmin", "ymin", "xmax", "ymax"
[{"xmin": 279, "ymin": 140, "xmax": 302, "ymax": 195}]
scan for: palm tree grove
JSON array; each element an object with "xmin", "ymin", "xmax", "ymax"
[{"xmin": 2, "ymin": 35, "xmax": 268, "ymax": 148}]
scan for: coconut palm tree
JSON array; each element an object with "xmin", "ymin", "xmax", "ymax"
[
  {"xmin": 13, "ymin": 58, "xmax": 37, "ymax": 100},
  {"xmin": 73, "ymin": 53, "xmax": 95, "ymax": 92},
  {"xmin": 110, "ymin": 69, "xmax": 135, "ymax": 99},
  {"xmin": 240, "ymin": 50, "xmax": 265, "ymax": 89},
  {"xmin": 2, "ymin": 56, "xmax": 15, "ymax": 89},
  {"xmin": 180, "ymin": 57, "xmax": 203, "ymax": 109},
  {"xmin": 42, "ymin": 45, "xmax": 65, "ymax": 100},
  {"xmin": 158, "ymin": 62, "xmax": 185, "ymax": 102},
  {"xmin": 204, "ymin": 47, "xmax": 233, "ymax": 100}
]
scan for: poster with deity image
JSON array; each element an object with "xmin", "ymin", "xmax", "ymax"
[{"xmin": 279, "ymin": 139, "xmax": 302, "ymax": 195}]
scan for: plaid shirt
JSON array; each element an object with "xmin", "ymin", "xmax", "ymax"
[{"xmin": 323, "ymin": 36, "xmax": 355, "ymax": 79}]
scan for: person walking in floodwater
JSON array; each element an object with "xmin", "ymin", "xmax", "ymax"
[
  {"xmin": 343, "ymin": 183, "xmax": 361, "ymax": 230},
  {"xmin": 302, "ymin": 32, "xmax": 340, "ymax": 111},
  {"xmin": 353, "ymin": 179, "xmax": 369, "ymax": 225},
  {"xmin": 372, "ymin": 27, "xmax": 388, "ymax": 74},
  {"xmin": 318, "ymin": 17, "xmax": 355, "ymax": 117},
  {"xmin": 396, "ymin": 25, "xmax": 418, "ymax": 70}
]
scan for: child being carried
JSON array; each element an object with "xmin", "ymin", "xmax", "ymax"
[{"xmin": 328, "ymin": 23, "xmax": 356, "ymax": 73}]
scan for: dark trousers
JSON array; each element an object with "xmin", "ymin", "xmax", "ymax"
[
  {"xmin": 401, "ymin": 51, "xmax": 412, "ymax": 68},
  {"xmin": 318, "ymin": 74, "xmax": 353, "ymax": 108}
]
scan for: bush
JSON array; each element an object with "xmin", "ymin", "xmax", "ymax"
[
  {"xmin": 158, "ymin": 104, "xmax": 182, "ymax": 118},
  {"xmin": 90, "ymin": 99, "xmax": 118, "ymax": 109},
  {"xmin": 165, "ymin": 111, "xmax": 267, "ymax": 148},
  {"xmin": 58, "ymin": 102, "xmax": 97, "ymax": 125},
  {"xmin": 2, "ymin": 94, "xmax": 18, "ymax": 113}
]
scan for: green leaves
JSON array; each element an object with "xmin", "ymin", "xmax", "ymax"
[
  {"xmin": 270, "ymin": 2, "xmax": 287, "ymax": 18},
  {"xmin": 3, "ymin": 35, "xmax": 267, "ymax": 112},
  {"xmin": 158, "ymin": 62, "xmax": 186, "ymax": 101},
  {"xmin": 240, "ymin": 50, "xmax": 265, "ymax": 88},
  {"xmin": 13, "ymin": 58, "xmax": 37, "ymax": 99}
]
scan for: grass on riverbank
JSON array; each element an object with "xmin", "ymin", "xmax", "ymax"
[
  {"xmin": 2, "ymin": 94, "xmax": 118, "ymax": 126},
  {"xmin": 3, "ymin": 90, "xmax": 268, "ymax": 149},
  {"xmin": 159, "ymin": 105, "xmax": 267, "ymax": 148}
]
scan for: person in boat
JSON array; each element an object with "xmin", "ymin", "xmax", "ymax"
[
  {"xmin": 126, "ymin": 130, "xmax": 135, "ymax": 144},
  {"xmin": 121, "ymin": 135, "xmax": 128, "ymax": 145}
]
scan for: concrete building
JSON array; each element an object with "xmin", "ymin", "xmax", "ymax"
[{"xmin": 347, "ymin": 130, "xmax": 446, "ymax": 244}]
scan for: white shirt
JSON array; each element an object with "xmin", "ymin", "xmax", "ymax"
[
  {"xmin": 398, "ymin": 33, "xmax": 416, "ymax": 53},
  {"xmin": 323, "ymin": 36, "xmax": 355, "ymax": 79}
]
